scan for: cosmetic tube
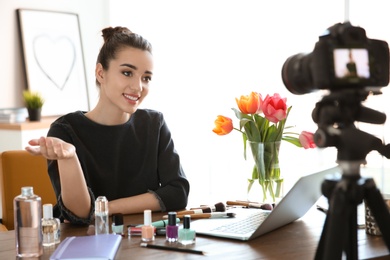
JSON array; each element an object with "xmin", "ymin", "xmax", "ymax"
[
  {"xmin": 142, "ymin": 210, "xmax": 155, "ymax": 242},
  {"xmin": 178, "ymin": 215, "xmax": 196, "ymax": 245},
  {"xmin": 111, "ymin": 213, "xmax": 124, "ymax": 235},
  {"xmin": 166, "ymin": 212, "xmax": 179, "ymax": 242}
]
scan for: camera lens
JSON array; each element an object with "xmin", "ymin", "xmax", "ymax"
[{"xmin": 281, "ymin": 53, "xmax": 315, "ymax": 95}]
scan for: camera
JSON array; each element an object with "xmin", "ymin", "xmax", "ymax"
[{"xmin": 281, "ymin": 22, "xmax": 390, "ymax": 95}]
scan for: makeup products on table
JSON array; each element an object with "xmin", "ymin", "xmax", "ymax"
[
  {"xmin": 135, "ymin": 218, "xmax": 180, "ymax": 228},
  {"xmin": 141, "ymin": 210, "xmax": 155, "ymax": 242},
  {"xmin": 140, "ymin": 243, "xmax": 205, "ymax": 255},
  {"xmin": 164, "ymin": 212, "xmax": 236, "ymax": 219},
  {"xmin": 178, "ymin": 215, "xmax": 196, "ymax": 245},
  {"xmin": 166, "ymin": 212, "xmax": 179, "ymax": 242},
  {"xmin": 190, "ymin": 202, "xmax": 226, "ymax": 212},
  {"xmin": 95, "ymin": 196, "xmax": 109, "ymax": 235},
  {"xmin": 111, "ymin": 213, "xmax": 124, "ymax": 235},
  {"xmin": 14, "ymin": 186, "xmax": 43, "ymax": 257},
  {"xmin": 226, "ymin": 200, "xmax": 273, "ymax": 210},
  {"xmin": 42, "ymin": 203, "xmax": 59, "ymax": 247},
  {"xmin": 128, "ymin": 226, "xmax": 165, "ymax": 236}
]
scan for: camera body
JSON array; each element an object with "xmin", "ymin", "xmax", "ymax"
[{"xmin": 282, "ymin": 22, "xmax": 390, "ymax": 95}]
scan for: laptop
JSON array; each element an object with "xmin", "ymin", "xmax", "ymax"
[{"xmin": 190, "ymin": 166, "xmax": 340, "ymax": 241}]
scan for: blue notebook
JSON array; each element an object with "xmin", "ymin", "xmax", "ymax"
[{"xmin": 50, "ymin": 234, "xmax": 122, "ymax": 260}]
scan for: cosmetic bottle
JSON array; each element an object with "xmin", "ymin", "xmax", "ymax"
[
  {"xmin": 95, "ymin": 196, "xmax": 109, "ymax": 235},
  {"xmin": 141, "ymin": 210, "xmax": 155, "ymax": 242},
  {"xmin": 41, "ymin": 204, "xmax": 58, "ymax": 247},
  {"xmin": 112, "ymin": 213, "xmax": 124, "ymax": 235},
  {"xmin": 54, "ymin": 217, "xmax": 61, "ymax": 244},
  {"xmin": 178, "ymin": 215, "xmax": 196, "ymax": 245},
  {"xmin": 166, "ymin": 211, "xmax": 179, "ymax": 242},
  {"xmin": 14, "ymin": 186, "xmax": 43, "ymax": 257}
]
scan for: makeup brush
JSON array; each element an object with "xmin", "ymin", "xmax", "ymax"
[
  {"xmin": 226, "ymin": 201, "xmax": 273, "ymax": 210},
  {"xmin": 177, "ymin": 208, "xmax": 212, "ymax": 215},
  {"xmin": 164, "ymin": 212, "xmax": 235, "ymax": 220},
  {"xmin": 190, "ymin": 202, "xmax": 226, "ymax": 212}
]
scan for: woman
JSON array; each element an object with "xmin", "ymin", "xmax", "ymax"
[{"xmin": 25, "ymin": 26, "xmax": 190, "ymax": 224}]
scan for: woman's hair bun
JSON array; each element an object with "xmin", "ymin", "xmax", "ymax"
[{"xmin": 101, "ymin": 26, "xmax": 133, "ymax": 42}]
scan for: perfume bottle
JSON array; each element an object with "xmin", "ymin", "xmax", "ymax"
[
  {"xmin": 166, "ymin": 212, "xmax": 178, "ymax": 242},
  {"xmin": 14, "ymin": 186, "xmax": 43, "ymax": 257},
  {"xmin": 111, "ymin": 213, "xmax": 124, "ymax": 235},
  {"xmin": 41, "ymin": 204, "xmax": 58, "ymax": 247},
  {"xmin": 141, "ymin": 210, "xmax": 155, "ymax": 242},
  {"xmin": 178, "ymin": 215, "xmax": 196, "ymax": 245},
  {"xmin": 95, "ymin": 196, "xmax": 109, "ymax": 235}
]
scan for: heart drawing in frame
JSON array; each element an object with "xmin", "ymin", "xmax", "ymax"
[{"xmin": 33, "ymin": 34, "xmax": 76, "ymax": 91}]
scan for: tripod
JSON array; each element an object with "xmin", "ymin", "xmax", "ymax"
[
  {"xmin": 311, "ymin": 91, "xmax": 390, "ymax": 259},
  {"xmin": 315, "ymin": 160, "xmax": 390, "ymax": 259}
]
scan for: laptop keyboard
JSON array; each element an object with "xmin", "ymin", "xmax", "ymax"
[{"xmin": 211, "ymin": 210, "xmax": 271, "ymax": 234}]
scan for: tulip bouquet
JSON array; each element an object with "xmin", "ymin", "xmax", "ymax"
[{"xmin": 213, "ymin": 92, "xmax": 316, "ymax": 202}]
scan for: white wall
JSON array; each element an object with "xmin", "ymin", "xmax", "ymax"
[{"xmin": 0, "ymin": 0, "xmax": 110, "ymax": 111}]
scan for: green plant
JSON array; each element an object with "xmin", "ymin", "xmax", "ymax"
[{"xmin": 23, "ymin": 90, "xmax": 45, "ymax": 109}]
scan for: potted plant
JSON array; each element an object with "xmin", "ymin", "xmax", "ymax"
[{"xmin": 23, "ymin": 90, "xmax": 45, "ymax": 122}]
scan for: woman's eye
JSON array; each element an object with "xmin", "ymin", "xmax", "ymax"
[
  {"xmin": 143, "ymin": 76, "xmax": 152, "ymax": 82},
  {"xmin": 123, "ymin": 71, "xmax": 132, "ymax": 77}
]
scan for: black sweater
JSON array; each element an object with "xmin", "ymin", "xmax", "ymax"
[{"xmin": 47, "ymin": 109, "xmax": 189, "ymax": 224}]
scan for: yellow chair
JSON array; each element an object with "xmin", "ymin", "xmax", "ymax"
[{"xmin": 0, "ymin": 150, "xmax": 56, "ymax": 230}]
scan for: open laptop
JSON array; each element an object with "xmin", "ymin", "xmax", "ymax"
[{"xmin": 190, "ymin": 166, "xmax": 340, "ymax": 241}]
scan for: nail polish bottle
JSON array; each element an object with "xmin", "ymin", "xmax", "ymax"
[
  {"xmin": 178, "ymin": 215, "xmax": 196, "ymax": 245},
  {"xmin": 166, "ymin": 212, "xmax": 179, "ymax": 242},
  {"xmin": 141, "ymin": 210, "xmax": 155, "ymax": 242},
  {"xmin": 111, "ymin": 213, "xmax": 124, "ymax": 235}
]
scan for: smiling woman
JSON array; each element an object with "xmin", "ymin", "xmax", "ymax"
[{"xmin": 25, "ymin": 26, "xmax": 190, "ymax": 224}]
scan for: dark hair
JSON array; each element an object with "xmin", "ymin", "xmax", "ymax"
[{"xmin": 96, "ymin": 26, "xmax": 152, "ymax": 85}]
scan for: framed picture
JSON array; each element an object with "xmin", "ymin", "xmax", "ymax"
[{"xmin": 17, "ymin": 9, "xmax": 90, "ymax": 116}]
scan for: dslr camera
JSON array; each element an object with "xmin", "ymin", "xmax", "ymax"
[{"xmin": 282, "ymin": 22, "xmax": 389, "ymax": 95}]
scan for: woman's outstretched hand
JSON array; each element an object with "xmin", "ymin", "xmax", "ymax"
[{"xmin": 25, "ymin": 136, "xmax": 76, "ymax": 160}]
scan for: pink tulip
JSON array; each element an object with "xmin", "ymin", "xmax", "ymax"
[
  {"xmin": 299, "ymin": 131, "xmax": 316, "ymax": 149},
  {"xmin": 262, "ymin": 93, "xmax": 287, "ymax": 123}
]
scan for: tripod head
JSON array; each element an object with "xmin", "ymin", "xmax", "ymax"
[{"xmin": 311, "ymin": 89, "xmax": 390, "ymax": 165}]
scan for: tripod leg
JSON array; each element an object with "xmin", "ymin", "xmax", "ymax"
[
  {"xmin": 364, "ymin": 178, "xmax": 390, "ymax": 250},
  {"xmin": 315, "ymin": 179, "xmax": 358, "ymax": 259}
]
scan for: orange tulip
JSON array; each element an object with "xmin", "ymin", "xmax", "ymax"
[
  {"xmin": 213, "ymin": 115, "xmax": 233, "ymax": 136},
  {"xmin": 235, "ymin": 92, "xmax": 262, "ymax": 114}
]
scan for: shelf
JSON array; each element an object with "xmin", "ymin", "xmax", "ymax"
[{"xmin": 0, "ymin": 116, "xmax": 59, "ymax": 131}]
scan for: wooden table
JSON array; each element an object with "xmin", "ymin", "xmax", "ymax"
[{"xmin": 0, "ymin": 206, "xmax": 388, "ymax": 259}]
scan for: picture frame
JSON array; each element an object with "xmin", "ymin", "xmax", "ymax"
[{"xmin": 17, "ymin": 9, "xmax": 90, "ymax": 116}]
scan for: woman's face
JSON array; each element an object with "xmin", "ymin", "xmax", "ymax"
[{"xmin": 96, "ymin": 47, "xmax": 153, "ymax": 115}]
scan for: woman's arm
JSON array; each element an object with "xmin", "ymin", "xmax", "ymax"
[
  {"xmin": 26, "ymin": 137, "xmax": 91, "ymax": 218},
  {"xmin": 108, "ymin": 192, "xmax": 161, "ymax": 215}
]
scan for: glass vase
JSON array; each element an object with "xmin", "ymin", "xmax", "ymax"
[{"xmin": 246, "ymin": 141, "xmax": 283, "ymax": 203}]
